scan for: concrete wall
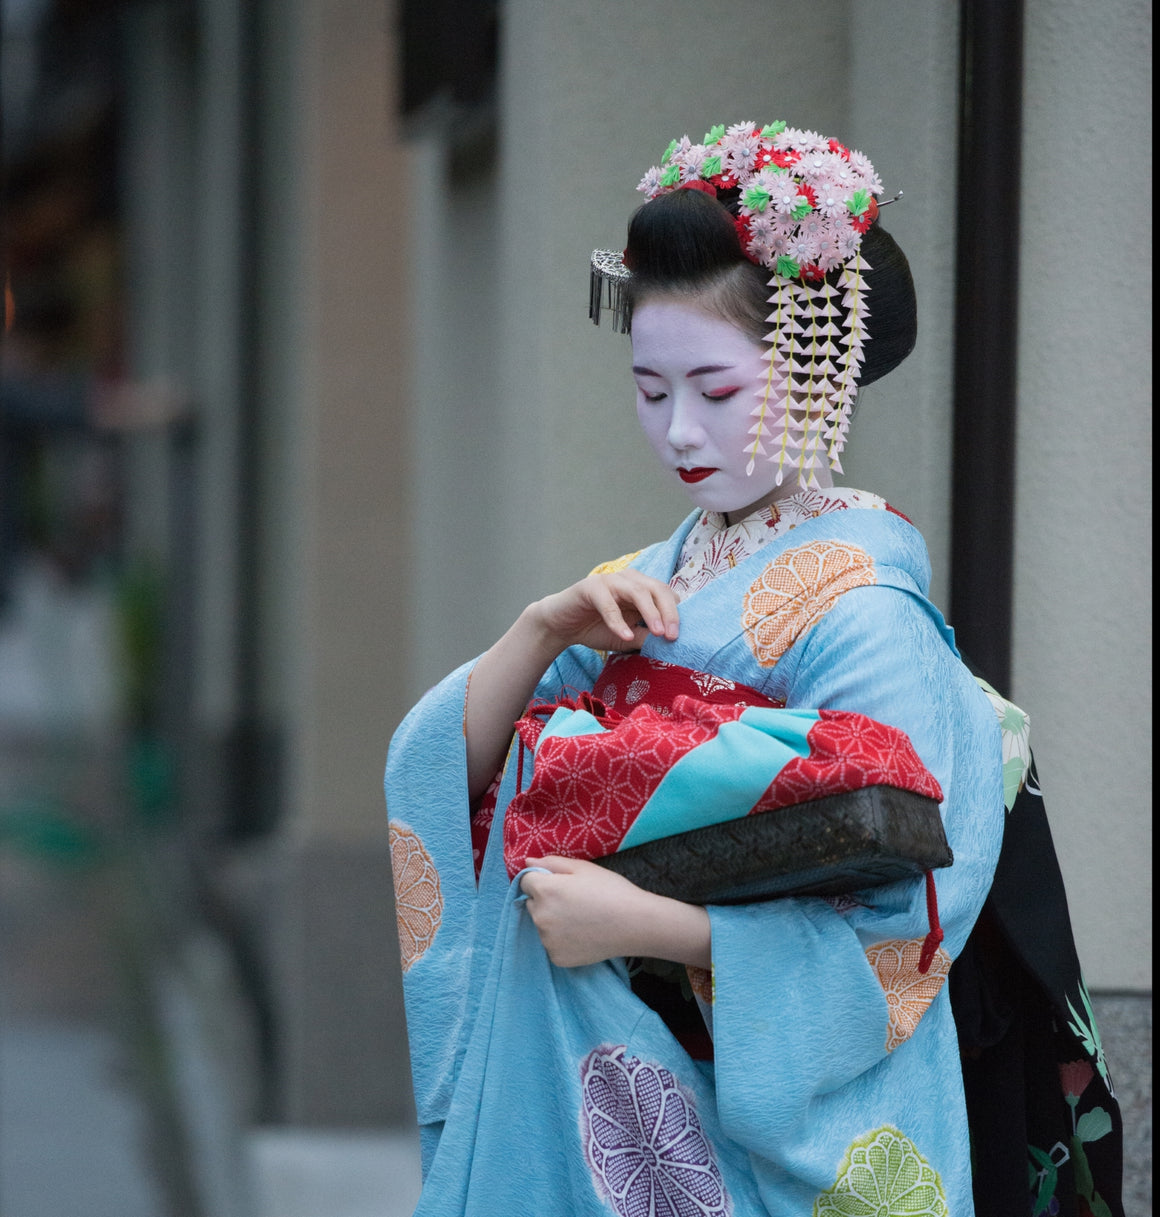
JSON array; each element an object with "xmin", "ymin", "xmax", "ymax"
[
  {"xmin": 408, "ymin": 0, "xmax": 962, "ymax": 696},
  {"xmin": 408, "ymin": 0, "xmax": 1150, "ymax": 1004},
  {"xmin": 254, "ymin": 0, "xmax": 1149, "ymax": 1126},
  {"xmin": 255, "ymin": 0, "xmax": 413, "ymax": 1123},
  {"xmin": 1012, "ymin": 0, "xmax": 1152, "ymax": 989}
]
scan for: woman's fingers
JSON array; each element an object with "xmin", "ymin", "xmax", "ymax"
[
  {"xmin": 625, "ymin": 580, "xmax": 680, "ymax": 641},
  {"xmin": 520, "ymin": 856, "xmax": 576, "ymax": 900},
  {"xmin": 601, "ymin": 572, "xmax": 681, "ymax": 641},
  {"xmin": 587, "ymin": 579, "xmax": 638, "ymax": 642},
  {"xmin": 532, "ymin": 570, "xmax": 680, "ymax": 652},
  {"xmin": 525, "ymin": 854, "xmax": 578, "ymax": 874}
]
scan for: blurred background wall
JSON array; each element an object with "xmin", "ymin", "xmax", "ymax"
[{"xmin": 0, "ymin": 0, "xmax": 1149, "ymax": 1213}]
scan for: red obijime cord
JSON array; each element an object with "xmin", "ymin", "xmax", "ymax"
[
  {"xmin": 918, "ymin": 870, "xmax": 944, "ymax": 973},
  {"xmin": 515, "ymin": 691, "xmax": 620, "ymax": 796}
]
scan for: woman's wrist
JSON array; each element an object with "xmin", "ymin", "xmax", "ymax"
[
  {"xmin": 516, "ymin": 598, "xmax": 571, "ymax": 663},
  {"xmin": 622, "ymin": 888, "xmax": 712, "ymax": 969}
]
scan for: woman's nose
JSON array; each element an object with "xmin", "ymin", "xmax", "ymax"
[{"xmin": 666, "ymin": 397, "xmax": 706, "ymax": 451}]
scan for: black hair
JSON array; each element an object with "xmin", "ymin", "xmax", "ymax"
[{"xmin": 623, "ymin": 187, "xmax": 916, "ymax": 386}]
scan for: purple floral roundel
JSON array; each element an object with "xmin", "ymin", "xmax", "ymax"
[{"xmin": 579, "ymin": 1045, "xmax": 731, "ymax": 1217}]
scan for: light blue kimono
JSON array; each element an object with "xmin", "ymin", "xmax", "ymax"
[{"xmin": 386, "ymin": 503, "xmax": 1003, "ymax": 1216}]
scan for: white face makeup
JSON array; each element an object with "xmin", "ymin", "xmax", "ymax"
[{"xmin": 631, "ymin": 299, "xmax": 811, "ymax": 521}]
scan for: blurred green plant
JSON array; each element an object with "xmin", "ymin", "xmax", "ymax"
[
  {"xmin": 113, "ymin": 553, "xmax": 165, "ymax": 731},
  {"xmin": 0, "ymin": 796, "xmax": 104, "ymax": 867}
]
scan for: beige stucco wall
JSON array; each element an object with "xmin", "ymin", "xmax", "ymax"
[
  {"xmin": 409, "ymin": 0, "xmax": 960, "ymax": 692},
  {"xmin": 407, "ymin": 0, "xmax": 1151, "ymax": 991},
  {"xmin": 268, "ymin": 0, "xmax": 412, "ymax": 844},
  {"xmin": 1012, "ymin": 0, "xmax": 1152, "ymax": 989}
]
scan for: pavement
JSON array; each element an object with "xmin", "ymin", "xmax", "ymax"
[
  {"xmin": 249, "ymin": 1129, "xmax": 422, "ymax": 1217},
  {"xmin": 0, "ymin": 1012, "xmax": 422, "ymax": 1217},
  {"xmin": 0, "ymin": 562, "xmax": 426, "ymax": 1217}
]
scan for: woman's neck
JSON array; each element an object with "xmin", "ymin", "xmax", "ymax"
[{"xmin": 723, "ymin": 470, "xmax": 835, "ymax": 527}]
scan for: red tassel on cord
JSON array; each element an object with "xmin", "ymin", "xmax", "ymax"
[
  {"xmin": 514, "ymin": 690, "xmax": 620, "ymax": 795},
  {"xmin": 918, "ymin": 870, "xmax": 944, "ymax": 973}
]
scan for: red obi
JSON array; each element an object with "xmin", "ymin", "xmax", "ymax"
[
  {"xmin": 470, "ymin": 654, "xmax": 781, "ymax": 879},
  {"xmin": 472, "ymin": 653, "xmax": 943, "ymax": 883}
]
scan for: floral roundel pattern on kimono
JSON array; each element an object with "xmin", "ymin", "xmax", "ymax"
[
  {"xmin": 742, "ymin": 541, "xmax": 877, "ymax": 667},
  {"xmin": 685, "ymin": 965, "xmax": 714, "ymax": 1005},
  {"xmin": 866, "ymin": 939, "xmax": 953, "ymax": 1052},
  {"xmin": 579, "ymin": 1044, "xmax": 731, "ymax": 1217},
  {"xmin": 388, "ymin": 821, "xmax": 443, "ymax": 972},
  {"xmin": 813, "ymin": 1125, "xmax": 948, "ymax": 1217}
]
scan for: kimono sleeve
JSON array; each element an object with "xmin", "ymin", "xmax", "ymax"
[
  {"xmin": 705, "ymin": 582, "xmax": 1003, "ymax": 1151},
  {"xmin": 386, "ymin": 643, "xmax": 603, "ymax": 1159}
]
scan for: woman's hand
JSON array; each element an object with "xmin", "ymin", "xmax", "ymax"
[
  {"xmin": 520, "ymin": 855, "xmax": 711, "ymax": 969},
  {"xmin": 464, "ymin": 572, "xmax": 678, "ymax": 800},
  {"xmin": 528, "ymin": 570, "xmax": 681, "ymax": 655}
]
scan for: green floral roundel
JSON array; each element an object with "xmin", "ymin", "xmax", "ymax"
[{"xmin": 813, "ymin": 1126, "xmax": 948, "ymax": 1217}]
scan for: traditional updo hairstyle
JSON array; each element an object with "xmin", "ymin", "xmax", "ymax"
[{"xmin": 623, "ymin": 186, "xmax": 916, "ymax": 388}]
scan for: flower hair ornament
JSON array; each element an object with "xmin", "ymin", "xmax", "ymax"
[{"xmin": 591, "ymin": 121, "xmax": 899, "ymax": 488}]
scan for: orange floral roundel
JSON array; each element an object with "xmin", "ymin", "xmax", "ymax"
[
  {"xmin": 741, "ymin": 541, "xmax": 877, "ymax": 667},
  {"xmin": 389, "ymin": 821, "xmax": 444, "ymax": 973},
  {"xmin": 686, "ymin": 965, "xmax": 714, "ymax": 1005},
  {"xmin": 867, "ymin": 938, "xmax": 952, "ymax": 1052}
]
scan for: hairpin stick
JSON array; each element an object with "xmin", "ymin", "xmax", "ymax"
[{"xmin": 878, "ymin": 190, "xmax": 904, "ymax": 206}]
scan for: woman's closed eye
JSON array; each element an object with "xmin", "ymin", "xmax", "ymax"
[
  {"xmin": 640, "ymin": 389, "xmax": 668, "ymax": 403},
  {"xmin": 703, "ymin": 386, "xmax": 741, "ymax": 401}
]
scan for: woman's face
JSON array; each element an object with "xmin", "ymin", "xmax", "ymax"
[{"xmin": 630, "ymin": 298, "xmax": 795, "ymax": 521}]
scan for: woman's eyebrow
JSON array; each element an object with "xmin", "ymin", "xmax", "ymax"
[
  {"xmin": 686, "ymin": 364, "xmax": 735, "ymax": 378},
  {"xmin": 631, "ymin": 363, "xmax": 738, "ymax": 378}
]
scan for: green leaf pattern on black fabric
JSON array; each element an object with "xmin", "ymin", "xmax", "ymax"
[
  {"xmin": 973, "ymin": 676, "xmax": 1032, "ymax": 811},
  {"xmin": 1066, "ymin": 977, "xmax": 1115, "ymax": 1097},
  {"xmin": 1027, "ymin": 1144, "xmax": 1060, "ymax": 1217},
  {"xmin": 1075, "ymin": 1107, "xmax": 1113, "ymax": 1143},
  {"xmin": 1069, "ymin": 1133, "xmax": 1115, "ymax": 1217}
]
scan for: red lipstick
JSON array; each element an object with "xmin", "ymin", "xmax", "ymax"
[{"xmin": 678, "ymin": 467, "xmax": 717, "ymax": 484}]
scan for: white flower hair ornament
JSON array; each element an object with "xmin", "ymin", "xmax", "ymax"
[{"xmin": 590, "ymin": 121, "xmax": 899, "ymax": 489}]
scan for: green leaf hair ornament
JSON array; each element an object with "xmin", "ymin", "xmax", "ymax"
[
  {"xmin": 848, "ymin": 188, "xmax": 871, "ymax": 217},
  {"xmin": 743, "ymin": 186, "xmax": 772, "ymax": 212}
]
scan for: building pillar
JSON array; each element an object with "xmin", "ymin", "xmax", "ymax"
[{"xmin": 257, "ymin": 0, "xmax": 414, "ymax": 1125}]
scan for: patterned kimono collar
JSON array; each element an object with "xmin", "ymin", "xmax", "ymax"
[{"xmin": 671, "ymin": 486, "xmax": 899, "ymax": 599}]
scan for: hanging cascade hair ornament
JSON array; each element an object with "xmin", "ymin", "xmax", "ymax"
[
  {"xmin": 589, "ymin": 249, "xmax": 632, "ymax": 334},
  {"xmin": 590, "ymin": 121, "xmax": 893, "ymax": 487}
]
